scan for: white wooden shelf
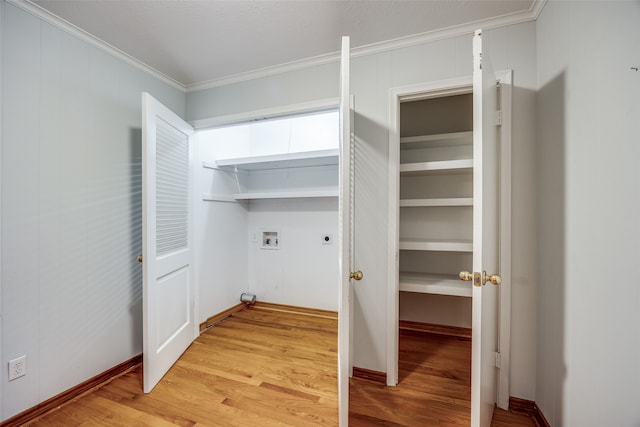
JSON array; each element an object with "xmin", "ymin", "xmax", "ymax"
[
  {"xmin": 202, "ymin": 193, "xmax": 243, "ymax": 203},
  {"xmin": 233, "ymin": 189, "xmax": 338, "ymax": 200},
  {"xmin": 399, "ymin": 238, "xmax": 472, "ymax": 252},
  {"xmin": 399, "ymin": 272, "xmax": 472, "ymax": 297},
  {"xmin": 400, "ymin": 198, "xmax": 473, "ymax": 207},
  {"xmin": 400, "ymin": 131, "xmax": 473, "ymax": 149},
  {"xmin": 202, "ymin": 161, "xmax": 231, "ymax": 171},
  {"xmin": 400, "ymin": 159, "xmax": 472, "ymax": 175},
  {"xmin": 214, "ymin": 149, "xmax": 339, "ymax": 171}
]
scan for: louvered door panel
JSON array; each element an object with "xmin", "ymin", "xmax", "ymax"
[{"xmin": 156, "ymin": 119, "xmax": 189, "ymax": 257}]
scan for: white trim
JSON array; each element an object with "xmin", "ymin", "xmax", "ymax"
[
  {"xmin": 187, "ymin": 1, "xmax": 545, "ymax": 92},
  {"xmin": 8, "ymin": 0, "xmax": 185, "ymax": 92},
  {"xmin": 531, "ymin": 0, "xmax": 548, "ymax": 20},
  {"xmin": 186, "ymin": 50, "xmax": 341, "ymax": 93},
  {"xmin": 0, "ymin": 0, "xmax": 4, "ymax": 419},
  {"xmin": 11, "ymin": 0, "xmax": 545, "ymax": 93},
  {"xmin": 190, "ymin": 98, "xmax": 339, "ymax": 130},
  {"xmin": 386, "ymin": 72, "xmax": 513, "ymax": 403},
  {"xmin": 348, "ymin": 94, "xmax": 355, "ymax": 379},
  {"xmin": 495, "ymin": 69, "xmax": 513, "ymax": 411},
  {"xmin": 387, "ymin": 86, "xmax": 400, "ymax": 386},
  {"xmin": 352, "ymin": 1, "xmax": 543, "ymax": 61},
  {"xmin": 387, "ymin": 76, "xmax": 472, "ymax": 386}
]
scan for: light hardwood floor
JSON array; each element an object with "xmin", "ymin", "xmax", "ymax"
[
  {"xmin": 349, "ymin": 328, "xmax": 534, "ymax": 426},
  {"xmin": 27, "ymin": 305, "xmax": 534, "ymax": 426}
]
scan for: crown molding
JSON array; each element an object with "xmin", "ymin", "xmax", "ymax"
[
  {"xmin": 186, "ymin": 0, "xmax": 546, "ymax": 93},
  {"xmin": 7, "ymin": 0, "xmax": 186, "ymax": 92},
  {"xmin": 185, "ymin": 51, "xmax": 340, "ymax": 93},
  {"xmin": 352, "ymin": 0, "xmax": 547, "ymax": 58},
  {"xmin": 531, "ymin": 0, "xmax": 548, "ymax": 20},
  {"xmin": 9, "ymin": 0, "xmax": 546, "ymax": 95}
]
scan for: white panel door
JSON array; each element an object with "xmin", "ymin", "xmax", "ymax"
[
  {"xmin": 142, "ymin": 93, "xmax": 197, "ymax": 393},
  {"xmin": 338, "ymin": 35, "xmax": 354, "ymax": 427},
  {"xmin": 471, "ymin": 30, "xmax": 500, "ymax": 427}
]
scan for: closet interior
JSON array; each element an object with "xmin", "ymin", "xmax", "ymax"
[
  {"xmin": 196, "ymin": 109, "xmax": 341, "ymax": 312},
  {"xmin": 398, "ymin": 92, "xmax": 474, "ymax": 328}
]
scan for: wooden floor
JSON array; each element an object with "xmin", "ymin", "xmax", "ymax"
[
  {"xmin": 28, "ymin": 305, "xmax": 534, "ymax": 426},
  {"xmin": 349, "ymin": 328, "xmax": 534, "ymax": 426}
]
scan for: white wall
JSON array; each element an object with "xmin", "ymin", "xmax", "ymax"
[
  {"xmin": 195, "ymin": 122, "xmax": 339, "ymax": 318},
  {"xmin": 196, "ymin": 197, "xmax": 249, "ymax": 320},
  {"xmin": 536, "ymin": 2, "xmax": 640, "ymax": 426},
  {"xmin": 1, "ymin": 3, "xmax": 185, "ymax": 420},
  {"xmin": 400, "ymin": 293, "xmax": 472, "ymax": 327},
  {"xmin": 9, "ymin": 4, "xmax": 640, "ymax": 421},
  {"xmin": 248, "ymin": 198, "xmax": 339, "ymax": 310},
  {"xmin": 195, "ymin": 167, "xmax": 249, "ymax": 321},
  {"xmin": 186, "ymin": 21, "xmax": 539, "ymax": 401}
]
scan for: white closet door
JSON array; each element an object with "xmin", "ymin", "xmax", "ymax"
[
  {"xmin": 142, "ymin": 92, "xmax": 197, "ymax": 393},
  {"xmin": 471, "ymin": 30, "xmax": 500, "ymax": 427},
  {"xmin": 338, "ymin": 35, "xmax": 354, "ymax": 427}
]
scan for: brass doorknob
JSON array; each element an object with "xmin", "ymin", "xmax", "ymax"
[
  {"xmin": 137, "ymin": 255, "xmax": 143, "ymax": 263},
  {"xmin": 350, "ymin": 270, "xmax": 363, "ymax": 281},
  {"xmin": 485, "ymin": 272, "xmax": 501, "ymax": 285},
  {"xmin": 460, "ymin": 270, "xmax": 501, "ymax": 286},
  {"xmin": 459, "ymin": 271, "xmax": 473, "ymax": 281}
]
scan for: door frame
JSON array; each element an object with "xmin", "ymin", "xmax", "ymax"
[{"xmin": 386, "ymin": 70, "xmax": 512, "ymax": 407}]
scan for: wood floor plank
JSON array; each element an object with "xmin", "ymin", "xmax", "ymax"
[
  {"xmin": 28, "ymin": 307, "xmax": 534, "ymax": 427},
  {"xmin": 491, "ymin": 408, "xmax": 538, "ymax": 427},
  {"xmin": 349, "ymin": 329, "xmax": 535, "ymax": 427}
]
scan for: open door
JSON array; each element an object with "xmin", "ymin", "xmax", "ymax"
[
  {"xmin": 338, "ymin": 36, "xmax": 355, "ymax": 426},
  {"xmin": 386, "ymin": 29, "xmax": 504, "ymax": 426},
  {"xmin": 470, "ymin": 29, "xmax": 500, "ymax": 427},
  {"xmin": 142, "ymin": 93, "xmax": 197, "ymax": 393}
]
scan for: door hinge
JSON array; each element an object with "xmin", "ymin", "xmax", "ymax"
[
  {"xmin": 495, "ymin": 352, "xmax": 502, "ymax": 369},
  {"xmin": 496, "ymin": 110, "xmax": 503, "ymax": 126}
]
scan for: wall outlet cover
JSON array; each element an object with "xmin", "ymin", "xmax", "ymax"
[{"xmin": 9, "ymin": 355, "xmax": 26, "ymax": 381}]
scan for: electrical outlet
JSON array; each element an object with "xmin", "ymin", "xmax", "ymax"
[{"xmin": 9, "ymin": 355, "xmax": 26, "ymax": 381}]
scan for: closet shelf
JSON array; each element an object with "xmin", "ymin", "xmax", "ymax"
[
  {"xmin": 400, "ymin": 159, "xmax": 472, "ymax": 175},
  {"xmin": 202, "ymin": 193, "xmax": 243, "ymax": 203},
  {"xmin": 399, "ymin": 272, "xmax": 472, "ymax": 297},
  {"xmin": 233, "ymin": 189, "xmax": 338, "ymax": 200},
  {"xmin": 214, "ymin": 149, "xmax": 339, "ymax": 171},
  {"xmin": 400, "ymin": 198, "xmax": 472, "ymax": 207},
  {"xmin": 400, "ymin": 131, "xmax": 473, "ymax": 149},
  {"xmin": 399, "ymin": 238, "xmax": 472, "ymax": 252}
]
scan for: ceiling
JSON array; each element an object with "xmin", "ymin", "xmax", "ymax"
[{"xmin": 30, "ymin": 0, "xmax": 539, "ymax": 89}]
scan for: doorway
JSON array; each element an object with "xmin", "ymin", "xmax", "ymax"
[{"xmin": 386, "ymin": 64, "xmax": 513, "ymax": 425}]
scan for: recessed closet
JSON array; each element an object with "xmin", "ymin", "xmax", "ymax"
[
  {"xmin": 197, "ymin": 109, "xmax": 341, "ymax": 311},
  {"xmin": 387, "ymin": 39, "xmax": 513, "ymax": 421},
  {"xmin": 398, "ymin": 92, "xmax": 474, "ymax": 327}
]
